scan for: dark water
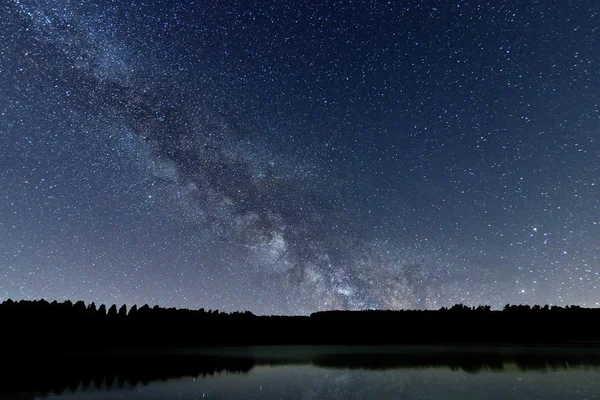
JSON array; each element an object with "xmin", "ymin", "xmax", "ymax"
[{"xmin": 9, "ymin": 346, "xmax": 600, "ymax": 399}]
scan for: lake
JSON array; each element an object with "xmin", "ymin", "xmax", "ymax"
[{"xmin": 9, "ymin": 346, "xmax": 600, "ymax": 399}]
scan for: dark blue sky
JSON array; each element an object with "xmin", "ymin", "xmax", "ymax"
[{"xmin": 1, "ymin": 0, "xmax": 598, "ymax": 314}]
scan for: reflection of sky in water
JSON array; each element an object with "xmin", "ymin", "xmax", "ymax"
[{"xmin": 43, "ymin": 365, "xmax": 600, "ymax": 400}]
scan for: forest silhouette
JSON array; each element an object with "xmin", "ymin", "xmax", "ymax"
[
  {"xmin": 2, "ymin": 299, "xmax": 600, "ymax": 349},
  {"xmin": 5, "ymin": 299, "xmax": 600, "ymax": 397}
]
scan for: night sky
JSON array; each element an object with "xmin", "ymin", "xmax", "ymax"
[{"xmin": 1, "ymin": 0, "xmax": 598, "ymax": 315}]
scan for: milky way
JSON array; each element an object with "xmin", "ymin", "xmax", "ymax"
[{"xmin": 1, "ymin": 0, "xmax": 598, "ymax": 314}]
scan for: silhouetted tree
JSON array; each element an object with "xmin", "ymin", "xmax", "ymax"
[
  {"xmin": 118, "ymin": 304, "xmax": 127, "ymax": 318},
  {"xmin": 129, "ymin": 304, "xmax": 138, "ymax": 317},
  {"xmin": 74, "ymin": 301, "xmax": 86, "ymax": 312},
  {"xmin": 138, "ymin": 304, "xmax": 150, "ymax": 317},
  {"xmin": 107, "ymin": 304, "xmax": 117, "ymax": 318}
]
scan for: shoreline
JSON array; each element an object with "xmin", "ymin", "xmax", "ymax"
[{"xmin": 10, "ymin": 342, "xmax": 600, "ymax": 359}]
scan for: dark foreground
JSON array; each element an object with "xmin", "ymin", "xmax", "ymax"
[
  {"xmin": 5, "ymin": 300, "xmax": 600, "ymax": 397},
  {"xmin": 5, "ymin": 346, "xmax": 600, "ymax": 399},
  {"xmin": 3, "ymin": 300, "xmax": 600, "ymax": 350}
]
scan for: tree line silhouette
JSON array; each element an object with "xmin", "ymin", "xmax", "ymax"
[{"xmin": 2, "ymin": 299, "xmax": 600, "ymax": 351}]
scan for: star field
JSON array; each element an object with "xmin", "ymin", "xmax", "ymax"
[{"xmin": 0, "ymin": 0, "xmax": 598, "ymax": 314}]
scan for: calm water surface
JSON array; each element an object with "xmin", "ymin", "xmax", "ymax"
[
  {"xmin": 19, "ymin": 347, "xmax": 600, "ymax": 400},
  {"xmin": 40, "ymin": 365, "xmax": 600, "ymax": 400}
]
